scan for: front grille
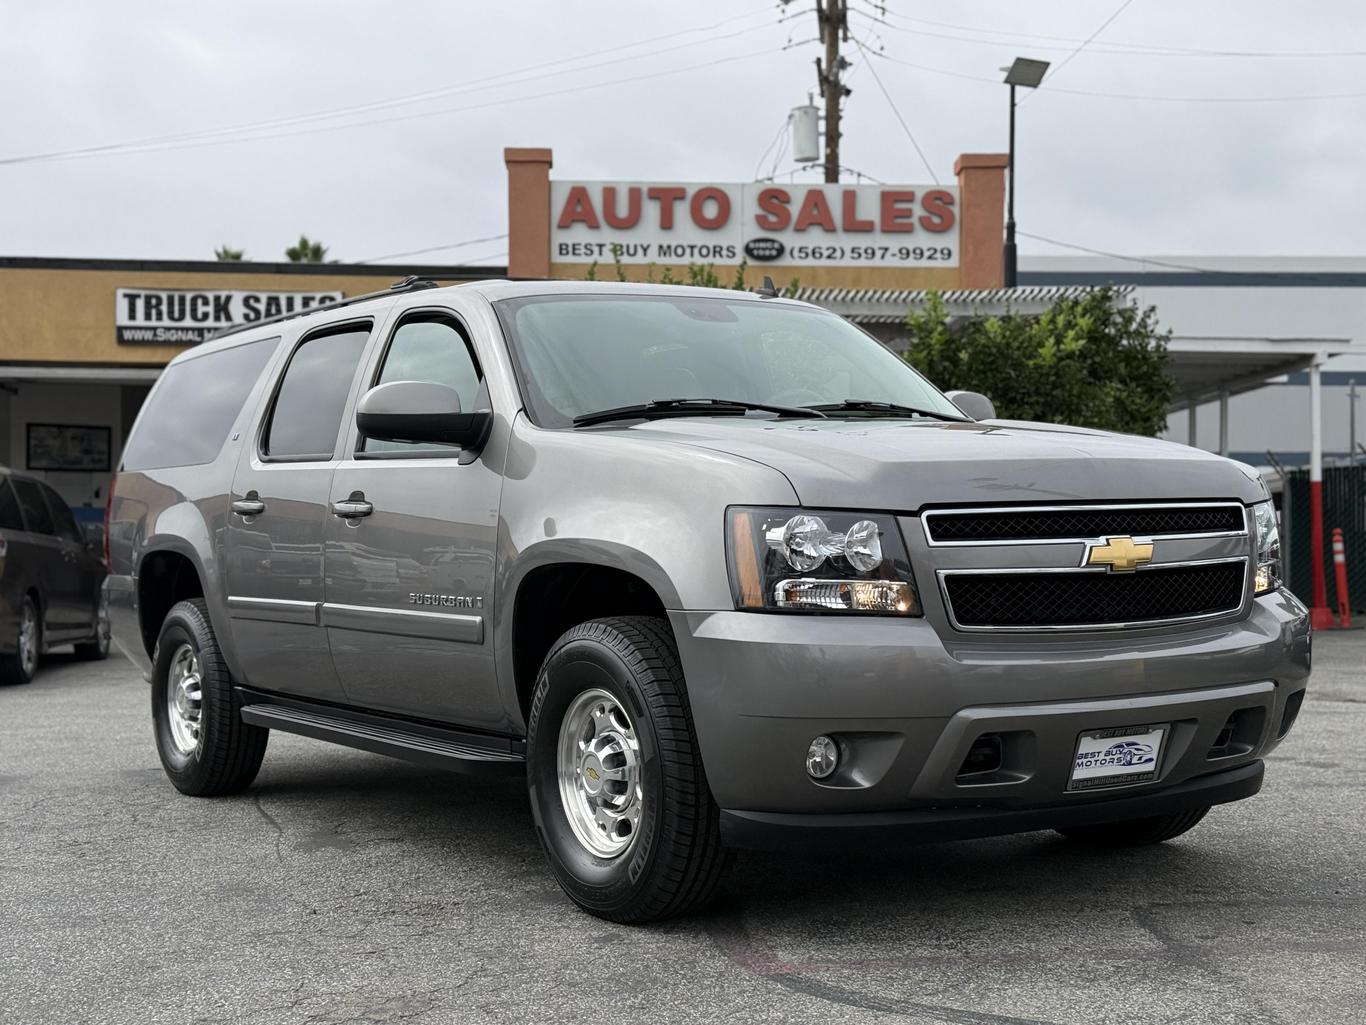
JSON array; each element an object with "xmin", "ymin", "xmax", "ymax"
[
  {"xmin": 925, "ymin": 504, "xmax": 1245, "ymax": 543},
  {"xmin": 943, "ymin": 561, "xmax": 1246, "ymax": 629}
]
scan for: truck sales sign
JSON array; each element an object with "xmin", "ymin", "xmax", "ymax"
[
  {"xmin": 550, "ymin": 181, "xmax": 959, "ymax": 269},
  {"xmin": 115, "ymin": 288, "xmax": 343, "ymax": 344}
]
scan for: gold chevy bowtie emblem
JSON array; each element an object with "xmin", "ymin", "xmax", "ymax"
[{"xmin": 1085, "ymin": 536, "xmax": 1154, "ymax": 573}]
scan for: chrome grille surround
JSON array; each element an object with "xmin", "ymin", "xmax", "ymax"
[{"xmin": 921, "ymin": 502, "xmax": 1253, "ymax": 632}]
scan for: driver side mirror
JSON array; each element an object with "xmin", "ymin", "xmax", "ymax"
[
  {"xmin": 945, "ymin": 390, "xmax": 996, "ymax": 421},
  {"xmin": 356, "ymin": 381, "xmax": 492, "ymax": 454}
]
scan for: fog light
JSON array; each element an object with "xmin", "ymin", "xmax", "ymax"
[{"xmin": 805, "ymin": 735, "xmax": 839, "ymax": 780}]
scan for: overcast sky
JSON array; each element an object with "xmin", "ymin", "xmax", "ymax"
[{"xmin": 4, "ymin": 0, "xmax": 1365, "ymax": 265}]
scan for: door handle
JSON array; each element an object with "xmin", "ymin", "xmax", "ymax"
[
  {"xmin": 331, "ymin": 494, "xmax": 374, "ymax": 519},
  {"xmin": 231, "ymin": 498, "xmax": 265, "ymax": 517}
]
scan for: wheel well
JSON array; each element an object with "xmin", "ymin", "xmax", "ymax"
[
  {"xmin": 512, "ymin": 563, "xmax": 669, "ymax": 720},
  {"xmin": 137, "ymin": 551, "xmax": 204, "ymax": 655}
]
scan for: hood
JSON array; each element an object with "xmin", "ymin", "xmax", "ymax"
[{"xmin": 595, "ymin": 417, "xmax": 1268, "ymax": 509}]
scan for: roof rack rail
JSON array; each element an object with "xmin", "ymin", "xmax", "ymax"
[{"xmin": 208, "ymin": 275, "xmax": 444, "ymax": 341}]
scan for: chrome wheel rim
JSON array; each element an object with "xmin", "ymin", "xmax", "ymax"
[
  {"xmin": 557, "ymin": 688, "xmax": 643, "ymax": 858},
  {"xmin": 18, "ymin": 602, "xmax": 37, "ymax": 677},
  {"xmin": 166, "ymin": 643, "xmax": 204, "ymax": 756}
]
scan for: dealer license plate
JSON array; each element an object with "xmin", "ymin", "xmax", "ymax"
[{"xmin": 1068, "ymin": 724, "xmax": 1167, "ymax": 791}]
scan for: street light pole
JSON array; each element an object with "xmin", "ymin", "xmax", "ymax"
[
  {"xmin": 1004, "ymin": 82, "xmax": 1018, "ymax": 288},
  {"xmin": 1000, "ymin": 57, "xmax": 1049, "ymax": 290}
]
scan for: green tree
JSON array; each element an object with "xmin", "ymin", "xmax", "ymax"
[
  {"xmin": 285, "ymin": 235, "xmax": 329, "ymax": 263},
  {"xmin": 902, "ymin": 286, "xmax": 1174, "ymax": 435},
  {"xmin": 214, "ymin": 245, "xmax": 245, "ymax": 261}
]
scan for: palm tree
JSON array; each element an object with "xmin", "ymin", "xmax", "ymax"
[
  {"xmin": 214, "ymin": 245, "xmax": 246, "ymax": 261},
  {"xmin": 285, "ymin": 235, "xmax": 329, "ymax": 263}
]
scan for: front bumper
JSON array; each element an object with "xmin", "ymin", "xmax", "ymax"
[
  {"xmin": 721, "ymin": 760, "xmax": 1264, "ymax": 849},
  {"xmin": 669, "ymin": 589, "xmax": 1309, "ymax": 827}
]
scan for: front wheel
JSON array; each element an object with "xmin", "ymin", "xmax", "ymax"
[
  {"xmin": 527, "ymin": 616, "xmax": 731, "ymax": 923},
  {"xmin": 151, "ymin": 598, "xmax": 268, "ymax": 795},
  {"xmin": 1056, "ymin": 807, "xmax": 1210, "ymax": 846},
  {"xmin": 74, "ymin": 590, "xmax": 111, "ymax": 661}
]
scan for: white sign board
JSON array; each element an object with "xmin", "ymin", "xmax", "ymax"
[
  {"xmin": 550, "ymin": 181, "xmax": 959, "ymax": 269},
  {"xmin": 115, "ymin": 287, "xmax": 343, "ymax": 345}
]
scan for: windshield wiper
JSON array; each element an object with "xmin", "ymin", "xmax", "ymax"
[
  {"xmin": 572, "ymin": 397, "xmax": 827, "ymax": 428},
  {"xmin": 809, "ymin": 399, "xmax": 968, "ymax": 422}
]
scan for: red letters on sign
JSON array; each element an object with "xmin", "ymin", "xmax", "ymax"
[
  {"xmin": 602, "ymin": 186, "xmax": 641, "ymax": 229},
  {"xmin": 646, "ymin": 186, "xmax": 687, "ymax": 229},
  {"xmin": 557, "ymin": 186, "xmax": 599, "ymax": 229},
  {"xmin": 690, "ymin": 187, "xmax": 731, "ymax": 230},
  {"xmin": 880, "ymin": 190, "xmax": 917, "ymax": 233},
  {"xmin": 919, "ymin": 189, "xmax": 956, "ymax": 233},
  {"xmin": 841, "ymin": 190, "xmax": 874, "ymax": 232},
  {"xmin": 754, "ymin": 188, "xmax": 791, "ymax": 231},
  {"xmin": 793, "ymin": 189, "xmax": 836, "ymax": 232}
]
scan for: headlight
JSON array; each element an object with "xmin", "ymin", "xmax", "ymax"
[
  {"xmin": 1253, "ymin": 500, "xmax": 1281, "ymax": 595},
  {"xmin": 726, "ymin": 507, "xmax": 920, "ymax": 615}
]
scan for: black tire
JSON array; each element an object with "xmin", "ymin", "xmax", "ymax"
[
  {"xmin": 73, "ymin": 590, "xmax": 110, "ymax": 661},
  {"xmin": 0, "ymin": 594, "xmax": 41, "ymax": 686},
  {"xmin": 151, "ymin": 598, "xmax": 268, "ymax": 796},
  {"xmin": 527, "ymin": 616, "xmax": 731, "ymax": 924},
  {"xmin": 1056, "ymin": 807, "xmax": 1211, "ymax": 847}
]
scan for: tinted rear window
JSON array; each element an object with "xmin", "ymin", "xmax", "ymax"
[
  {"xmin": 122, "ymin": 337, "xmax": 278, "ymax": 471},
  {"xmin": 11, "ymin": 477, "xmax": 55, "ymax": 535},
  {"xmin": 0, "ymin": 478, "xmax": 22, "ymax": 531}
]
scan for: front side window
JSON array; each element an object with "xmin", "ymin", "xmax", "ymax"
[
  {"xmin": 494, "ymin": 294, "xmax": 963, "ymax": 428},
  {"xmin": 40, "ymin": 485, "xmax": 82, "ymax": 544},
  {"xmin": 263, "ymin": 325, "xmax": 371, "ymax": 460},
  {"xmin": 362, "ymin": 316, "xmax": 484, "ymax": 454},
  {"xmin": 11, "ymin": 477, "xmax": 55, "ymax": 535}
]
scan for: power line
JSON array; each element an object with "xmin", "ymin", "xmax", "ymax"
[
  {"xmin": 869, "ymin": 49, "xmax": 1366, "ymax": 103},
  {"xmin": 1016, "ymin": 231, "xmax": 1234, "ymax": 274},
  {"xmin": 2, "ymin": 46, "xmax": 791, "ymax": 165},
  {"xmin": 1018, "ymin": 0, "xmax": 1135, "ymax": 103},
  {"xmin": 865, "ymin": 5, "xmax": 1366, "ymax": 59},
  {"xmin": 0, "ymin": 6, "xmax": 776, "ymax": 167},
  {"xmin": 358, "ymin": 234, "xmax": 509, "ymax": 263},
  {"xmin": 851, "ymin": 35, "xmax": 938, "ymax": 183}
]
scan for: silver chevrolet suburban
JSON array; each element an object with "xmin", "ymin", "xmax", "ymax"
[{"xmin": 107, "ymin": 278, "xmax": 1310, "ymax": 923}]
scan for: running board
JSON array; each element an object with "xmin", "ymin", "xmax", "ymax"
[{"xmin": 237, "ymin": 693, "xmax": 525, "ymax": 776}]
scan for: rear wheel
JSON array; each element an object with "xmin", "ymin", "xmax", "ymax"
[
  {"xmin": 0, "ymin": 595, "xmax": 41, "ymax": 686},
  {"xmin": 527, "ymin": 616, "xmax": 730, "ymax": 923},
  {"xmin": 151, "ymin": 598, "xmax": 268, "ymax": 795},
  {"xmin": 1056, "ymin": 807, "xmax": 1210, "ymax": 846}
]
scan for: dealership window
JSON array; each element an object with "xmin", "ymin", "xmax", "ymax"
[
  {"xmin": 263, "ymin": 325, "xmax": 371, "ymax": 460},
  {"xmin": 362, "ymin": 316, "xmax": 484, "ymax": 454},
  {"xmin": 122, "ymin": 336, "xmax": 279, "ymax": 471},
  {"xmin": 11, "ymin": 477, "xmax": 56, "ymax": 536}
]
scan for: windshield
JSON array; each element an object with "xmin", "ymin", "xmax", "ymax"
[{"xmin": 494, "ymin": 294, "xmax": 963, "ymax": 428}]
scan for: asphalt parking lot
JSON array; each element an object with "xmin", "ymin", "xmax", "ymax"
[{"xmin": 2, "ymin": 636, "xmax": 1363, "ymax": 1025}]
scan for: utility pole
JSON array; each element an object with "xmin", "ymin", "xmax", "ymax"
[{"xmin": 815, "ymin": 0, "xmax": 848, "ymax": 183}]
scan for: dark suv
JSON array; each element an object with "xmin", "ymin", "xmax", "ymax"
[{"xmin": 0, "ymin": 468, "xmax": 110, "ymax": 684}]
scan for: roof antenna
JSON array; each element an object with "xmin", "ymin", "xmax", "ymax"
[{"xmin": 754, "ymin": 275, "xmax": 779, "ymax": 298}]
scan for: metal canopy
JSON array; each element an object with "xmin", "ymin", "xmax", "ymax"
[
  {"xmin": 796, "ymin": 286, "xmax": 1356, "ymax": 412},
  {"xmin": 1166, "ymin": 337, "xmax": 1352, "ymax": 409},
  {"xmin": 0, "ymin": 364, "xmax": 162, "ymax": 385}
]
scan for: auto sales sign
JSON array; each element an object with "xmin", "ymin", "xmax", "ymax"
[
  {"xmin": 550, "ymin": 181, "xmax": 959, "ymax": 269},
  {"xmin": 115, "ymin": 287, "xmax": 342, "ymax": 344}
]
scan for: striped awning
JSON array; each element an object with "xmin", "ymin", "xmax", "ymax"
[{"xmin": 796, "ymin": 284, "xmax": 1134, "ymax": 324}]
